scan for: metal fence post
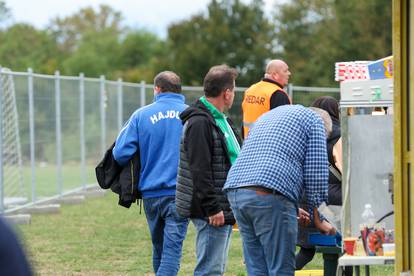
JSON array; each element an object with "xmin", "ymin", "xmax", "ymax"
[
  {"xmin": 140, "ymin": 80, "xmax": 146, "ymax": 107},
  {"xmin": 55, "ymin": 71, "xmax": 63, "ymax": 195},
  {"xmin": 79, "ymin": 73, "xmax": 86, "ymax": 189},
  {"xmin": 28, "ymin": 68, "xmax": 36, "ymax": 202},
  {"xmin": 117, "ymin": 78, "xmax": 123, "ymax": 131},
  {"xmin": 0, "ymin": 67, "xmax": 3, "ymax": 212},
  {"xmin": 287, "ymin": 83, "xmax": 293, "ymax": 100},
  {"xmin": 100, "ymin": 75, "xmax": 106, "ymax": 156}
]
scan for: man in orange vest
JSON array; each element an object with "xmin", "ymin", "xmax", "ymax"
[{"xmin": 242, "ymin": 59, "xmax": 292, "ymax": 138}]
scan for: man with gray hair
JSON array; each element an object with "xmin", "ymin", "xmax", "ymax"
[
  {"xmin": 241, "ymin": 59, "xmax": 292, "ymax": 137},
  {"xmin": 224, "ymin": 105, "xmax": 335, "ymax": 275},
  {"xmin": 113, "ymin": 71, "xmax": 189, "ymax": 275}
]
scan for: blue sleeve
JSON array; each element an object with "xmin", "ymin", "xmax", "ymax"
[
  {"xmin": 303, "ymin": 120, "xmax": 329, "ymax": 210},
  {"xmin": 112, "ymin": 113, "xmax": 139, "ymax": 166}
]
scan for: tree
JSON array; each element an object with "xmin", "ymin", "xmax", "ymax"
[
  {"xmin": 61, "ymin": 28, "xmax": 122, "ymax": 77},
  {"xmin": 274, "ymin": 0, "xmax": 392, "ymax": 86},
  {"xmin": 0, "ymin": 23, "xmax": 58, "ymax": 73},
  {"xmin": 165, "ymin": 0, "xmax": 275, "ymax": 86},
  {"xmin": 48, "ymin": 4, "xmax": 124, "ymax": 77},
  {"xmin": 334, "ymin": 0, "xmax": 392, "ymax": 60},
  {"xmin": 0, "ymin": 1, "xmax": 9, "ymax": 23},
  {"xmin": 49, "ymin": 4, "xmax": 123, "ymax": 54},
  {"xmin": 117, "ymin": 30, "xmax": 167, "ymax": 82}
]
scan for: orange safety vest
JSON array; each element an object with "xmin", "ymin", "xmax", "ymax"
[{"xmin": 242, "ymin": 80, "xmax": 291, "ymax": 137}]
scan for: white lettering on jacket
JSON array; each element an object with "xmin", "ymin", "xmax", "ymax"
[{"xmin": 150, "ymin": 110, "xmax": 181, "ymax": 124}]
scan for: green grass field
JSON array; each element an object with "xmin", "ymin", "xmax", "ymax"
[
  {"xmin": 14, "ymin": 192, "xmax": 395, "ymax": 275},
  {"xmin": 17, "ymin": 164, "xmax": 97, "ymax": 200}
]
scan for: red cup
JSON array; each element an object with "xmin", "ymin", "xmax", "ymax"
[{"xmin": 343, "ymin": 238, "xmax": 357, "ymax": 255}]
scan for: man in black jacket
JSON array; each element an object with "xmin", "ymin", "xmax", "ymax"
[{"xmin": 176, "ymin": 65, "xmax": 242, "ymax": 276}]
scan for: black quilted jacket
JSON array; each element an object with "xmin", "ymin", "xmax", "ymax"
[{"xmin": 176, "ymin": 100, "xmax": 242, "ymax": 225}]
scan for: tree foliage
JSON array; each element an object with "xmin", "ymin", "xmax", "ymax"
[
  {"xmin": 44, "ymin": 4, "xmax": 165, "ymax": 81},
  {"xmin": 0, "ymin": 24, "xmax": 58, "ymax": 72},
  {"xmin": 165, "ymin": 0, "xmax": 275, "ymax": 86},
  {"xmin": 0, "ymin": 0, "xmax": 392, "ymax": 87},
  {"xmin": 48, "ymin": 5, "xmax": 123, "ymax": 54},
  {"xmin": 46, "ymin": 5, "xmax": 123, "ymax": 77},
  {"xmin": 118, "ymin": 30, "xmax": 166, "ymax": 82},
  {"xmin": 274, "ymin": 0, "xmax": 392, "ymax": 86},
  {"xmin": 0, "ymin": 0, "xmax": 9, "ymax": 23}
]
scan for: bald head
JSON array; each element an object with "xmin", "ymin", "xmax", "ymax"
[
  {"xmin": 264, "ymin": 59, "xmax": 291, "ymax": 87},
  {"xmin": 265, "ymin": 59, "xmax": 286, "ymax": 74},
  {"xmin": 154, "ymin": 71, "xmax": 182, "ymax": 93}
]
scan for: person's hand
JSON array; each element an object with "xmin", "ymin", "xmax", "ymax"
[
  {"xmin": 209, "ymin": 211, "xmax": 225, "ymax": 227},
  {"xmin": 297, "ymin": 208, "xmax": 311, "ymax": 227},
  {"xmin": 313, "ymin": 207, "xmax": 336, "ymax": 235}
]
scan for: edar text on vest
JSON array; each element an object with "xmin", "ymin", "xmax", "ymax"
[{"xmin": 242, "ymin": 80, "xmax": 283, "ymax": 136}]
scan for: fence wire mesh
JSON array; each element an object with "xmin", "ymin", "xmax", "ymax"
[
  {"xmin": 0, "ymin": 68, "xmax": 339, "ymax": 212},
  {"xmin": 0, "ymin": 70, "xmax": 25, "ymax": 208}
]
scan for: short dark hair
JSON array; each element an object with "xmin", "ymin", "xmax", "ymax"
[
  {"xmin": 311, "ymin": 96, "xmax": 339, "ymax": 121},
  {"xmin": 154, "ymin": 71, "xmax": 182, "ymax": 93},
  {"xmin": 203, "ymin": 65, "xmax": 238, "ymax": 97}
]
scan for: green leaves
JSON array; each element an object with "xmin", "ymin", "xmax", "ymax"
[
  {"xmin": 0, "ymin": 0, "xmax": 392, "ymax": 88},
  {"xmin": 0, "ymin": 24, "xmax": 58, "ymax": 73},
  {"xmin": 274, "ymin": 0, "xmax": 391, "ymax": 86},
  {"xmin": 165, "ymin": 0, "xmax": 275, "ymax": 86},
  {"xmin": 0, "ymin": 0, "xmax": 9, "ymax": 23}
]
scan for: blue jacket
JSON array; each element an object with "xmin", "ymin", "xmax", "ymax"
[{"xmin": 113, "ymin": 93, "xmax": 187, "ymax": 198}]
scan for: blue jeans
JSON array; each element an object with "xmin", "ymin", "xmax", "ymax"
[
  {"xmin": 226, "ymin": 188, "xmax": 297, "ymax": 276},
  {"xmin": 192, "ymin": 218, "xmax": 232, "ymax": 276},
  {"xmin": 143, "ymin": 196, "xmax": 189, "ymax": 276}
]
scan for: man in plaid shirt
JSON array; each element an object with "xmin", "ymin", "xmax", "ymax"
[{"xmin": 224, "ymin": 104, "xmax": 335, "ymax": 275}]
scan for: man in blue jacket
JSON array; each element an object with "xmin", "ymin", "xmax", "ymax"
[{"xmin": 113, "ymin": 71, "xmax": 189, "ymax": 275}]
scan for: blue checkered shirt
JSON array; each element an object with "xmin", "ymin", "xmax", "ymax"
[{"xmin": 224, "ymin": 105, "xmax": 328, "ymax": 209}]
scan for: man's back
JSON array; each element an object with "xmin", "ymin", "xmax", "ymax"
[
  {"xmin": 225, "ymin": 105, "xmax": 328, "ymax": 205},
  {"xmin": 112, "ymin": 71, "xmax": 189, "ymax": 276},
  {"xmin": 113, "ymin": 93, "xmax": 187, "ymax": 198}
]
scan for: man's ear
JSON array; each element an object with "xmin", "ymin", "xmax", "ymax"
[
  {"xmin": 154, "ymin": 86, "xmax": 161, "ymax": 94},
  {"xmin": 223, "ymin": 89, "xmax": 231, "ymax": 100}
]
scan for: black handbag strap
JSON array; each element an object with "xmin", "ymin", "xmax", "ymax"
[{"xmin": 329, "ymin": 163, "xmax": 342, "ymax": 182}]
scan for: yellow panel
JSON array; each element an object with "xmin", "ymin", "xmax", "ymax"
[
  {"xmin": 392, "ymin": 0, "xmax": 402, "ymax": 272},
  {"xmin": 392, "ymin": 0, "xmax": 409, "ymax": 273},
  {"xmin": 295, "ymin": 270, "xmax": 323, "ymax": 276},
  {"xmin": 410, "ymin": 0, "xmax": 414, "ymax": 271}
]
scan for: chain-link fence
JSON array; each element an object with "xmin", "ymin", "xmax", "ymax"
[{"xmin": 0, "ymin": 68, "xmax": 339, "ymax": 213}]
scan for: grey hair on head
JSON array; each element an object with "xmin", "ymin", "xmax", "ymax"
[{"xmin": 309, "ymin": 107, "xmax": 332, "ymax": 137}]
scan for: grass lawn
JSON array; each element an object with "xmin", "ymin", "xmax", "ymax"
[
  {"xmin": 18, "ymin": 164, "xmax": 97, "ymax": 200},
  {"xmin": 15, "ymin": 192, "xmax": 394, "ymax": 275}
]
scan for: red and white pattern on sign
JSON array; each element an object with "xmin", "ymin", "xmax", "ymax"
[{"xmin": 335, "ymin": 61, "xmax": 370, "ymax": 82}]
